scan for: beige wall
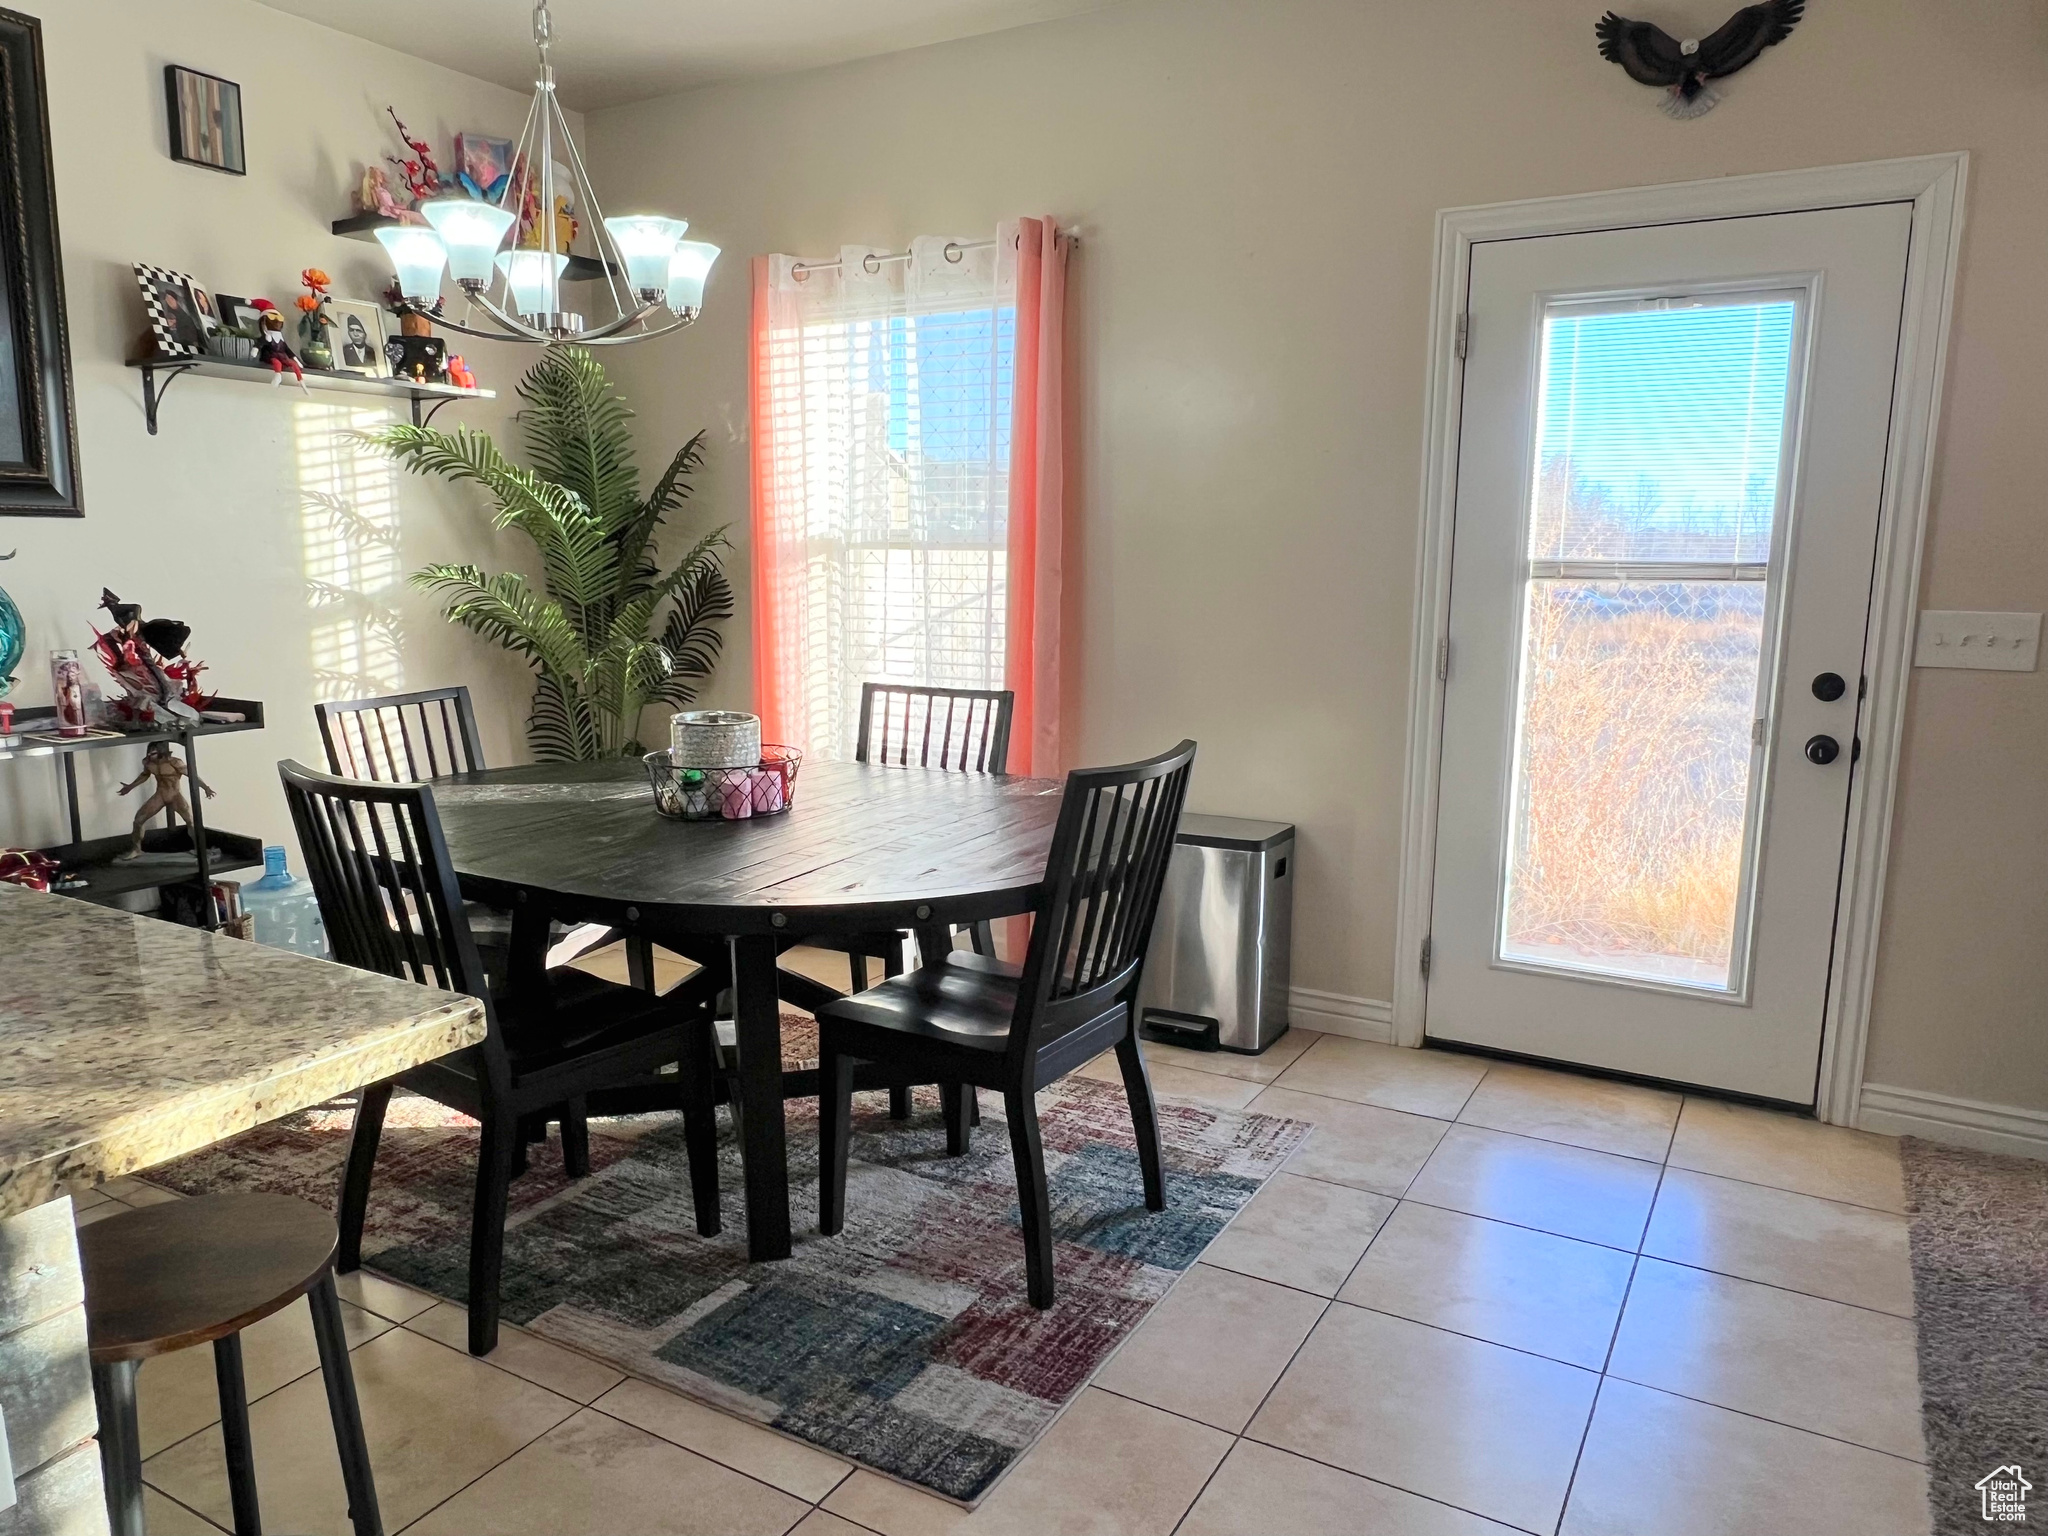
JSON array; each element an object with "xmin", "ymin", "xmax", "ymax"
[
  {"xmin": 586, "ymin": 0, "xmax": 2047, "ymax": 1110},
  {"xmin": 0, "ymin": 0, "xmax": 560, "ymax": 860}
]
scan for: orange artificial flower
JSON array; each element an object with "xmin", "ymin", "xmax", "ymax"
[
  {"xmin": 294, "ymin": 294, "xmax": 320, "ymax": 312},
  {"xmin": 301, "ymin": 267, "xmax": 331, "ymax": 291}
]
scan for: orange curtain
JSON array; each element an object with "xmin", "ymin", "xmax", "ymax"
[
  {"xmin": 1005, "ymin": 217, "xmax": 1069, "ymax": 778},
  {"xmin": 748, "ymin": 253, "xmax": 797, "ymax": 748}
]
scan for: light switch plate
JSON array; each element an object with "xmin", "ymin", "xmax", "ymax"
[{"xmin": 1914, "ymin": 610, "xmax": 2042, "ymax": 671}]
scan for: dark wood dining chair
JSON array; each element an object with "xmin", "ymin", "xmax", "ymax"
[
  {"xmin": 82, "ymin": 1192, "xmax": 381, "ymax": 1536},
  {"xmin": 816, "ymin": 739, "xmax": 1196, "ymax": 1308},
  {"xmin": 316, "ymin": 686, "xmax": 485, "ymax": 783},
  {"xmin": 800, "ymin": 684, "xmax": 1016, "ymax": 1121},
  {"xmin": 316, "ymin": 685, "xmax": 605, "ymax": 1169},
  {"xmin": 279, "ymin": 759, "xmax": 724, "ymax": 1356}
]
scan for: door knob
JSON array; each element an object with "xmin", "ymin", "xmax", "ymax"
[
  {"xmin": 1804, "ymin": 734, "xmax": 1840, "ymax": 765},
  {"xmin": 1811, "ymin": 672, "xmax": 1847, "ymax": 702}
]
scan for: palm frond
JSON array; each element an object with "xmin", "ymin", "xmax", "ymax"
[
  {"xmin": 516, "ymin": 348, "xmax": 640, "ymax": 535},
  {"xmin": 373, "ymin": 353, "xmax": 732, "ymax": 762}
]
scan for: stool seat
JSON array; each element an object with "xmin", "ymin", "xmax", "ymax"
[
  {"xmin": 79, "ymin": 1191, "xmax": 381, "ymax": 1536},
  {"xmin": 79, "ymin": 1192, "xmax": 338, "ymax": 1362}
]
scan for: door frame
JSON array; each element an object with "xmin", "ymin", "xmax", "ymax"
[{"xmin": 1393, "ymin": 154, "xmax": 1968, "ymax": 1124}]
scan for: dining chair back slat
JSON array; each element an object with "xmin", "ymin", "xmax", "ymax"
[
  {"xmin": 855, "ymin": 684, "xmax": 1014, "ymax": 774},
  {"xmin": 280, "ymin": 760, "xmax": 500, "ymax": 1056},
  {"xmin": 1007, "ymin": 740, "xmax": 1195, "ymax": 1074},
  {"xmin": 317, "ymin": 687, "xmax": 485, "ymax": 784}
]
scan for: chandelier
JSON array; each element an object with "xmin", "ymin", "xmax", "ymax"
[{"xmin": 373, "ymin": 0, "xmax": 716, "ymax": 346}]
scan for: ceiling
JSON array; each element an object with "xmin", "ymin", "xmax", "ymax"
[{"xmin": 254, "ymin": 0, "xmax": 1124, "ymax": 110}]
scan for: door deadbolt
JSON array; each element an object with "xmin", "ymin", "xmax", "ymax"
[{"xmin": 1811, "ymin": 672, "xmax": 1847, "ymax": 702}]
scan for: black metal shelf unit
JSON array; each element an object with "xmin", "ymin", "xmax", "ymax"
[{"xmin": 0, "ymin": 697, "xmax": 266, "ymax": 927}]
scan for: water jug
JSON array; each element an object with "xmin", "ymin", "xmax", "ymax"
[{"xmin": 240, "ymin": 845, "xmax": 330, "ymax": 959}]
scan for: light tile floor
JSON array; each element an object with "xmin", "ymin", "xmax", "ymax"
[{"xmin": 82, "ymin": 1027, "xmax": 1932, "ymax": 1535}]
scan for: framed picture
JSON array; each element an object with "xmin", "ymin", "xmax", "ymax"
[
  {"xmin": 183, "ymin": 278, "xmax": 220, "ymax": 335},
  {"xmin": 0, "ymin": 12, "xmax": 82, "ymax": 516},
  {"xmin": 328, "ymin": 299, "xmax": 389, "ymax": 376},
  {"xmin": 164, "ymin": 66, "xmax": 245, "ymax": 175},
  {"xmin": 134, "ymin": 265, "xmax": 205, "ymax": 358},
  {"xmin": 213, "ymin": 294, "xmax": 269, "ymax": 335}
]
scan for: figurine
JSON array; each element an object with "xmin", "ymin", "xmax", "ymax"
[
  {"xmin": 115, "ymin": 741, "xmax": 214, "ymax": 861},
  {"xmin": 92, "ymin": 589, "xmax": 201, "ymax": 724},
  {"xmin": 445, "ymin": 354, "xmax": 476, "ymax": 389},
  {"xmin": 355, "ymin": 164, "xmax": 409, "ymax": 221},
  {"xmin": 252, "ymin": 302, "xmax": 306, "ymax": 387}
]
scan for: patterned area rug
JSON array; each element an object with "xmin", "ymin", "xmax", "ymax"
[
  {"xmin": 1900, "ymin": 1137, "xmax": 2048, "ymax": 1535},
  {"xmin": 153, "ymin": 1044, "xmax": 1307, "ymax": 1505}
]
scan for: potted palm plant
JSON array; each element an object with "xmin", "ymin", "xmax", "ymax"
[{"xmin": 364, "ymin": 346, "xmax": 733, "ymax": 759}]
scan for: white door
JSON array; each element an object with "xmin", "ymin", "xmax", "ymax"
[{"xmin": 1427, "ymin": 203, "xmax": 1911, "ymax": 1103}]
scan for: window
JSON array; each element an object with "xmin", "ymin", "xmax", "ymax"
[
  {"xmin": 1500, "ymin": 295, "xmax": 1802, "ymax": 992},
  {"xmin": 755, "ymin": 244, "xmax": 1017, "ymax": 761}
]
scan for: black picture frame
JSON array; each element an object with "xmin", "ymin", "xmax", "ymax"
[
  {"xmin": 0, "ymin": 9, "xmax": 80, "ymax": 516},
  {"xmin": 163, "ymin": 64, "xmax": 244, "ymax": 176}
]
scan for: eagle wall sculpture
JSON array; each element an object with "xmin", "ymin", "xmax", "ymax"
[{"xmin": 1596, "ymin": 0, "xmax": 1804, "ymax": 118}]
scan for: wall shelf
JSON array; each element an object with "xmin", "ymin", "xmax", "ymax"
[
  {"xmin": 126, "ymin": 355, "xmax": 495, "ymax": 435},
  {"xmin": 330, "ymin": 212, "xmax": 619, "ymax": 283}
]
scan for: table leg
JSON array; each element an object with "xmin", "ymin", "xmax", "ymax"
[
  {"xmin": 913, "ymin": 922, "xmax": 955, "ymax": 969},
  {"xmin": 729, "ymin": 934, "xmax": 791, "ymax": 1261},
  {"xmin": 506, "ymin": 897, "xmax": 549, "ymax": 1000}
]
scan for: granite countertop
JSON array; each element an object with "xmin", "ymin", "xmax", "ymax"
[{"xmin": 0, "ymin": 883, "xmax": 484, "ymax": 1218}]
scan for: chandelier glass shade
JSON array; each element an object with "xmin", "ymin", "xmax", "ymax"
[{"xmin": 375, "ymin": 0, "xmax": 717, "ymax": 347}]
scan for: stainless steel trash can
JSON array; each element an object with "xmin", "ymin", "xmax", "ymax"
[{"xmin": 1137, "ymin": 814, "xmax": 1294, "ymax": 1054}]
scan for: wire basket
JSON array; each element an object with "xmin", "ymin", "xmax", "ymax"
[{"xmin": 644, "ymin": 745, "xmax": 802, "ymax": 821}]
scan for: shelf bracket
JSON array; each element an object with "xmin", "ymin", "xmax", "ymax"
[
  {"xmin": 139, "ymin": 362, "xmax": 199, "ymax": 436},
  {"xmin": 413, "ymin": 394, "xmax": 460, "ymax": 430}
]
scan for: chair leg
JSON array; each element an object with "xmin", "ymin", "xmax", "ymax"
[
  {"xmin": 560, "ymin": 1096, "xmax": 591, "ymax": 1178},
  {"xmin": 91, "ymin": 1357, "xmax": 145, "ymax": 1536},
  {"xmin": 214, "ymin": 1334, "xmax": 263, "ymax": 1535},
  {"xmin": 337, "ymin": 1081, "xmax": 392, "ymax": 1274},
  {"xmin": 468, "ymin": 1112, "xmax": 519, "ymax": 1355},
  {"xmin": 309, "ymin": 1272, "xmax": 384, "ymax": 1536},
  {"xmin": 683, "ymin": 1020, "xmax": 722, "ymax": 1238},
  {"xmin": 940, "ymin": 1082, "xmax": 974, "ymax": 1156},
  {"xmin": 1003, "ymin": 1086, "xmax": 1056, "ymax": 1309},
  {"xmin": 1114, "ymin": 1033, "xmax": 1167, "ymax": 1212},
  {"xmin": 817, "ymin": 1043, "xmax": 856, "ymax": 1236},
  {"xmin": 888, "ymin": 1085, "xmax": 912, "ymax": 1121}
]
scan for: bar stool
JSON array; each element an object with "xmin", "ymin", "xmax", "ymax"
[{"xmin": 78, "ymin": 1191, "xmax": 382, "ymax": 1536}]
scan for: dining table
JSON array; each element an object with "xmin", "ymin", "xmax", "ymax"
[{"xmin": 427, "ymin": 755, "xmax": 1064, "ymax": 1261}]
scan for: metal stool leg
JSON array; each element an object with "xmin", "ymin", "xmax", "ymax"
[
  {"xmin": 91, "ymin": 1357, "xmax": 145, "ymax": 1536},
  {"xmin": 308, "ymin": 1272, "xmax": 383, "ymax": 1536},
  {"xmin": 214, "ymin": 1333, "xmax": 263, "ymax": 1535}
]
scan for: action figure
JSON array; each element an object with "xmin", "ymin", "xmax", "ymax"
[
  {"xmin": 253, "ymin": 302, "xmax": 306, "ymax": 387},
  {"xmin": 92, "ymin": 589, "xmax": 200, "ymax": 723},
  {"xmin": 115, "ymin": 741, "xmax": 214, "ymax": 861}
]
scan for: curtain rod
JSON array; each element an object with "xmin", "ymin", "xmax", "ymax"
[{"xmin": 790, "ymin": 228, "xmax": 1080, "ymax": 281}]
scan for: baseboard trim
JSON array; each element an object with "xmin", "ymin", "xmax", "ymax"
[
  {"xmin": 1857, "ymin": 1083, "xmax": 2048, "ymax": 1161},
  {"xmin": 1288, "ymin": 987, "xmax": 1393, "ymax": 1044}
]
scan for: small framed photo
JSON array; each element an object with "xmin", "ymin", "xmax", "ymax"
[
  {"xmin": 183, "ymin": 278, "xmax": 220, "ymax": 335},
  {"xmin": 133, "ymin": 263, "xmax": 206, "ymax": 357},
  {"xmin": 328, "ymin": 298, "xmax": 389, "ymax": 376},
  {"xmin": 164, "ymin": 65, "xmax": 245, "ymax": 175},
  {"xmin": 213, "ymin": 294, "xmax": 267, "ymax": 334}
]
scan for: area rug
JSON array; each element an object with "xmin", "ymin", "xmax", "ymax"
[
  {"xmin": 1900, "ymin": 1136, "xmax": 2048, "ymax": 1534},
  {"xmin": 151, "ymin": 1052, "xmax": 1308, "ymax": 1505}
]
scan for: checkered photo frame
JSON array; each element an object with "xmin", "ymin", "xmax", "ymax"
[{"xmin": 133, "ymin": 262, "xmax": 202, "ymax": 358}]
